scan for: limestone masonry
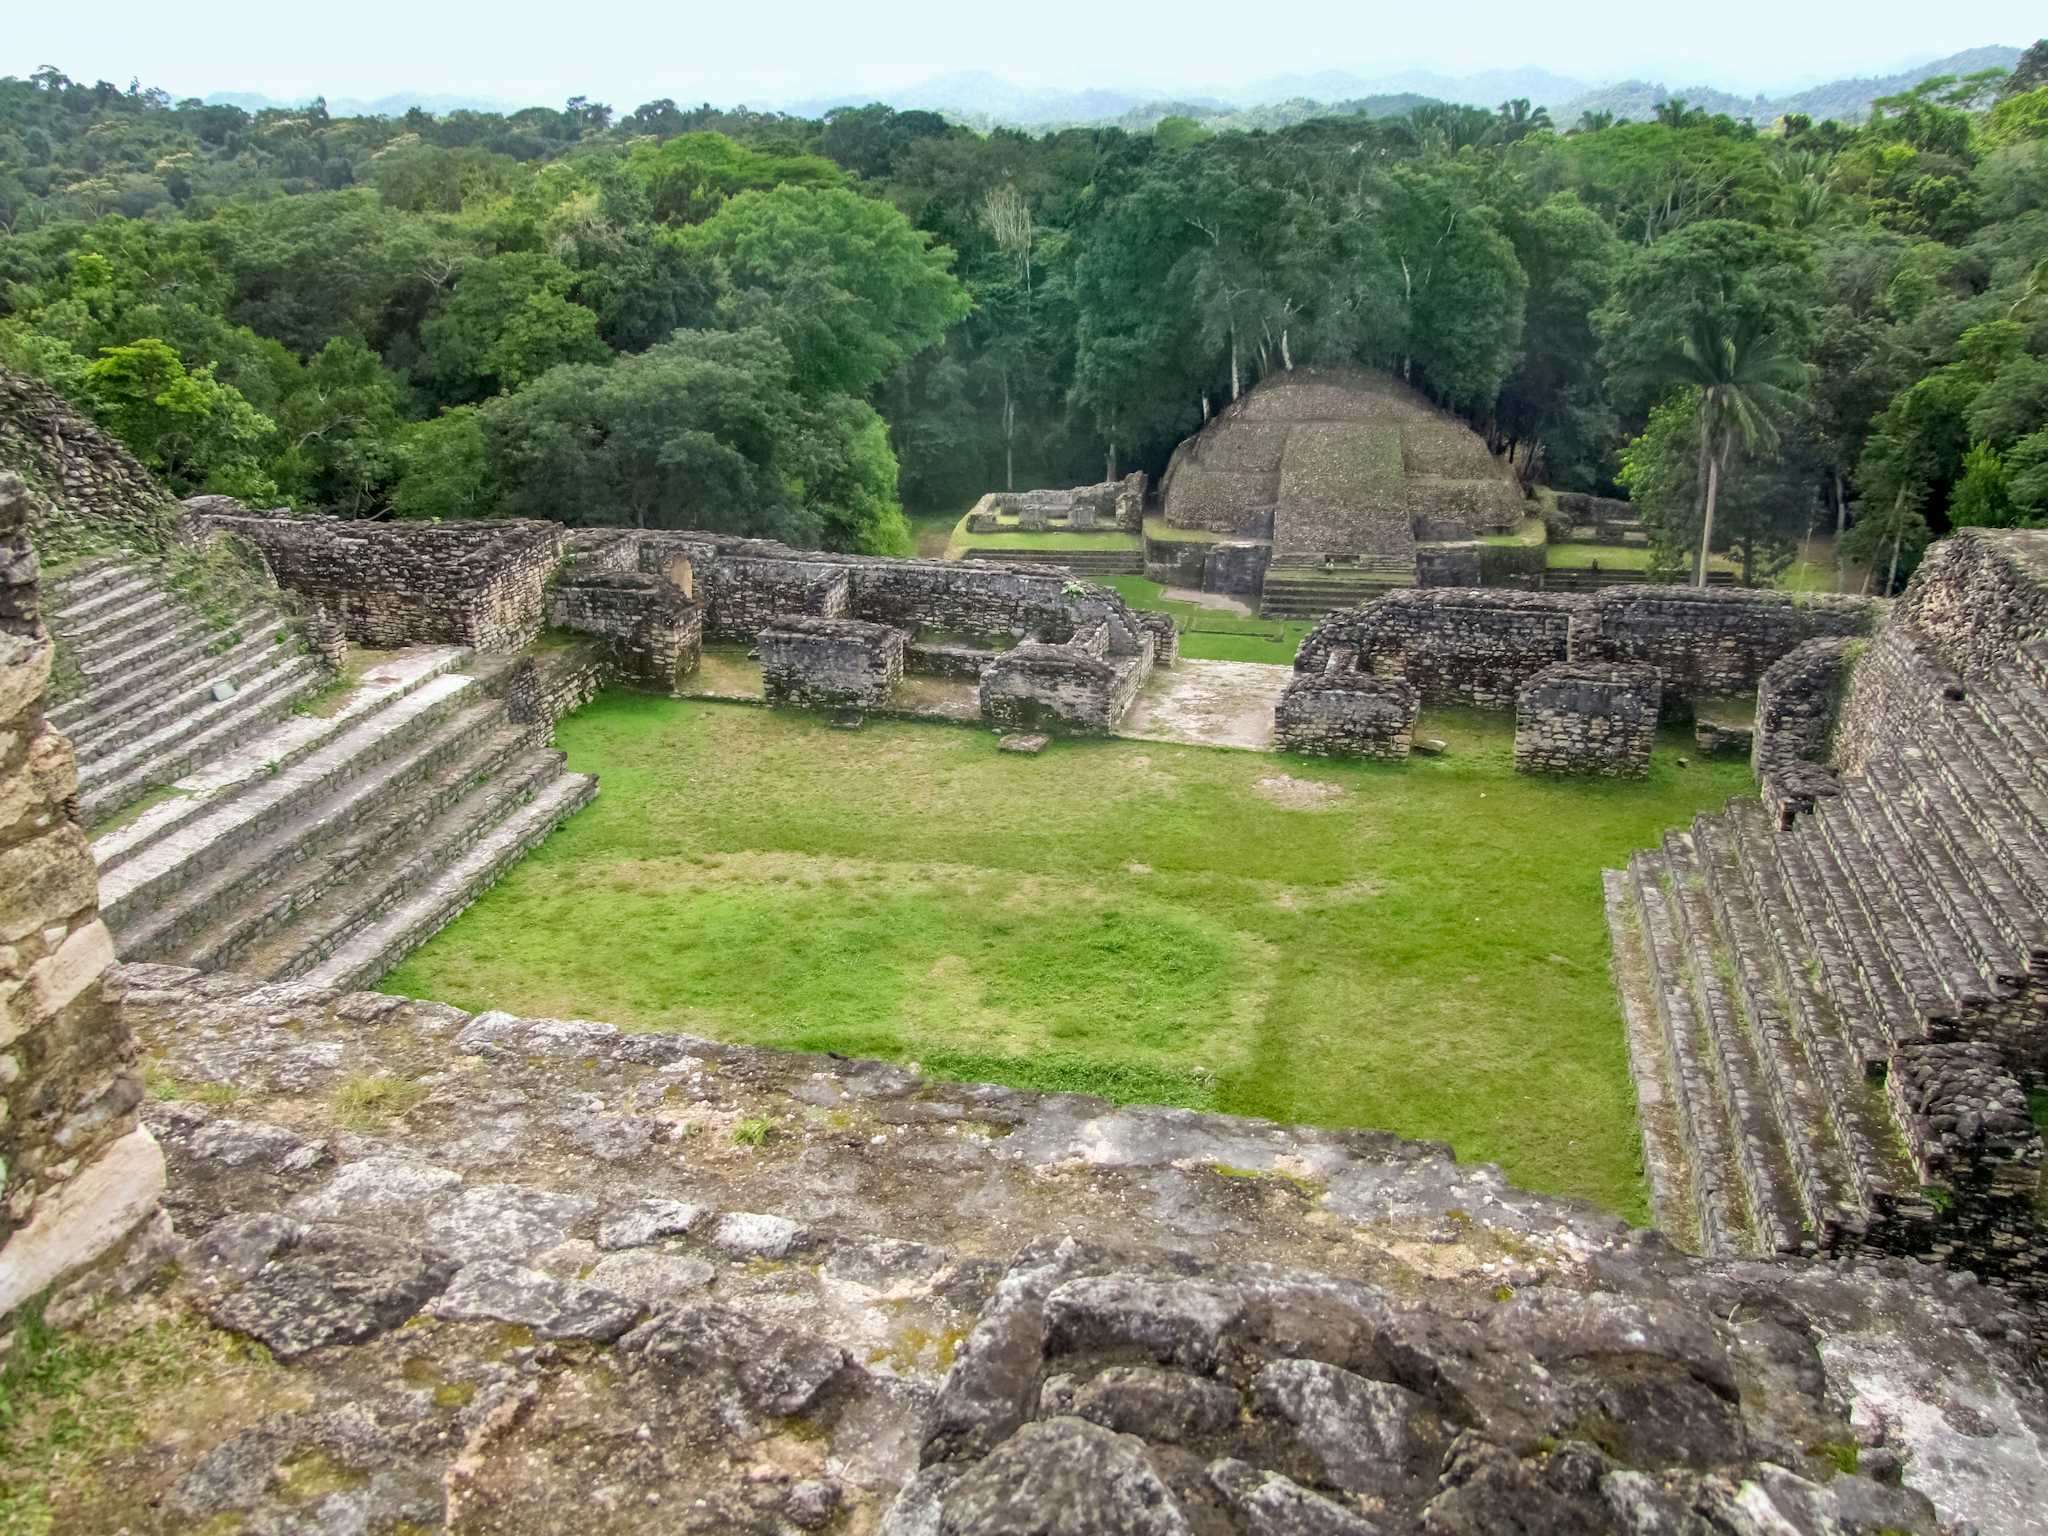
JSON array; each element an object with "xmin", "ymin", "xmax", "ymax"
[{"xmin": 4, "ymin": 390, "xmax": 2048, "ymax": 1533}]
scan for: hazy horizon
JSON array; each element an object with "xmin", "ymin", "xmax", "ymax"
[{"xmin": 6, "ymin": 1, "xmax": 2037, "ymax": 112}]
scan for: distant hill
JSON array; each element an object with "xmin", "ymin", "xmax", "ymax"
[{"xmin": 195, "ymin": 45, "xmax": 2027, "ymax": 133}]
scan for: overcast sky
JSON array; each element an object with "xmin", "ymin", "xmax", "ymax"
[{"xmin": 6, "ymin": 1, "xmax": 2038, "ymax": 107}]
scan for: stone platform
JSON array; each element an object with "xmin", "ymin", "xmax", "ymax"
[{"xmin": 1115, "ymin": 659, "xmax": 1291, "ymax": 752}]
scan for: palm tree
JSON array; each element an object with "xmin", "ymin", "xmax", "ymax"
[
  {"xmin": 1641, "ymin": 314, "xmax": 1808, "ymax": 586},
  {"xmin": 1492, "ymin": 98, "xmax": 1554, "ymax": 143}
]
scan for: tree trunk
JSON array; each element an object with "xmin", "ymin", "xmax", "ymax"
[
  {"xmin": 1692, "ymin": 412, "xmax": 1713, "ymax": 585},
  {"xmin": 1885, "ymin": 489, "xmax": 1906, "ymax": 596},
  {"xmin": 1002, "ymin": 373, "xmax": 1015, "ymax": 493},
  {"xmin": 1202, "ymin": 395, "xmax": 1211, "ymax": 423},
  {"xmin": 1230, "ymin": 328, "xmax": 1241, "ymax": 403},
  {"xmin": 1697, "ymin": 446, "xmax": 1722, "ymax": 590},
  {"xmin": 1833, "ymin": 472, "xmax": 1847, "ymax": 592},
  {"xmin": 1281, "ymin": 329, "xmax": 1292, "ymax": 370},
  {"xmin": 1106, "ymin": 444, "xmax": 1116, "ymax": 482}
]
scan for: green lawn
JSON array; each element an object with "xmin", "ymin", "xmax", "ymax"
[
  {"xmin": 382, "ymin": 697, "xmax": 1754, "ymax": 1219},
  {"xmin": 1104, "ymin": 576, "xmax": 1314, "ymax": 664}
]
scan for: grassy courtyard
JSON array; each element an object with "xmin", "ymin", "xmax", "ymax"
[{"xmin": 382, "ymin": 697, "xmax": 1753, "ymax": 1219}]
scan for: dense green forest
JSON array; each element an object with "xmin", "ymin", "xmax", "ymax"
[{"xmin": 4, "ymin": 44, "xmax": 2047, "ymax": 581}]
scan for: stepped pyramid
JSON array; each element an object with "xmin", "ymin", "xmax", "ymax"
[{"xmin": 1609, "ymin": 530, "xmax": 2046, "ymax": 1306}]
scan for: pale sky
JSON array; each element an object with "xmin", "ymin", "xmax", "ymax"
[{"xmin": 5, "ymin": 1, "xmax": 2038, "ymax": 109}]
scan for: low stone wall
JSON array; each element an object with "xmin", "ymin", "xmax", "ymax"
[
  {"xmin": 760, "ymin": 617, "xmax": 906, "ymax": 711},
  {"xmin": 1296, "ymin": 589, "xmax": 1576, "ymax": 709},
  {"xmin": 1142, "ymin": 536, "xmax": 1271, "ymax": 597},
  {"xmin": 1514, "ymin": 663, "xmax": 1661, "ymax": 777},
  {"xmin": 1275, "ymin": 672, "xmax": 1419, "ymax": 759},
  {"xmin": 499, "ymin": 642, "xmax": 606, "ymax": 748},
  {"xmin": 1130, "ymin": 609, "xmax": 1179, "ymax": 668},
  {"xmin": 0, "ymin": 473, "xmax": 163, "ymax": 1330},
  {"xmin": 980, "ymin": 635, "xmax": 1153, "ymax": 735},
  {"xmin": 190, "ymin": 511, "xmax": 566, "ymax": 651},
  {"xmin": 1753, "ymin": 637, "xmax": 1859, "ymax": 825},
  {"xmin": 1573, "ymin": 585, "xmax": 1877, "ymax": 715},
  {"xmin": 1294, "ymin": 584, "xmax": 1878, "ymax": 719},
  {"xmin": 548, "ymin": 571, "xmax": 702, "ymax": 690},
  {"xmin": 1415, "ymin": 541, "xmax": 1546, "ymax": 590},
  {"xmin": 906, "ymin": 641, "xmax": 996, "ymax": 679},
  {"xmin": 971, "ymin": 473, "xmax": 1145, "ymax": 533}
]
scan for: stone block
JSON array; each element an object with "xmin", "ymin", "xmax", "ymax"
[
  {"xmin": 759, "ymin": 617, "xmax": 906, "ymax": 711},
  {"xmin": 1274, "ymin": 673, "xmax": 1419, "ymax": 760},
  {"xmin": 1513, "ymin": 663, "xmax": 1660, "ymax": 777}
]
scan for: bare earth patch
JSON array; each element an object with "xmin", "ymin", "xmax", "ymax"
[{"xmin": 1252, "ymin": 773, "xmax": 1348, "ymax": 810}]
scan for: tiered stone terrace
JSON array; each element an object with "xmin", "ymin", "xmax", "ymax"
[{"xmin": 1606, "ymin": 531, "xmax": 2048, "ymax": 1317}]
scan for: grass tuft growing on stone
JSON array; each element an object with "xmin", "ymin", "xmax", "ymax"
[
  {"xmin": 381, "ymin": 695, "xmax": 1754, "ymax": 1218},
  {"xmin": 331, "ymin": 1072, "xmax": 430, "ymax": 1131}
]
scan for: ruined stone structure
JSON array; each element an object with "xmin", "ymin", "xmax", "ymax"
[
  {"xmin": 0, "ymin": 474, "xmax": 163, "ymax": 1331},
  {"xmin": 1295, "ymin": 584, "xmax": 1876, "ymax": 716},
  {"xmin": 760, "ymin": 616, "xmax": 906, "ymax": 711},
  {"xmin": 1274, "ymin": 672, "xmax": 1420, "ymax": 759},
  {"xmin": 966, "ymin": 474, "xmax": 1145, "ymax": 535},
  {"xmin": 189, "ymin": 508, "xmax": 567, "ymax": 651},
  {"xmin": 0, "ymin": 371, "xmax": 175, "ymax": 549},
  {"xmin": 547, "ymin": 567, "xmax": 703, "ymax": 691},
  {"xmin": 5, "ymin": 397, "xmax": 2048, "ymax": 1529},
  {"xmin": 1513, "ymin": 663, "xmax": 1661, "ymax": 777},
  {"xmin": 1607, "ymin": 530, "xmax": 2048, "ymax": 1332}
]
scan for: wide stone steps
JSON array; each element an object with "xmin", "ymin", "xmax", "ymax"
[
  {"xmin": 1657, "ymin": 833, "xmax": 1809, "ymax": 1256},
  {"xmin": 1626, "ymin": 851, "xmax": 1758, "ymax": 1257},
  {"xmin": 44, "ymin": 557, "xmax": 329, "ymax": 823},
  {"xmin": 1886, "ymin": 745, "xmax": 2048, "ymax": 960},
  {"xmin": 196, "ymin": 737, "xmax": 567, "ymax": 980},
  {"xmin": 78, "ymin": 654, "xmax": 327, "ymax": 821},
  {"xmin": 1725, "ymin": 804, "xmax": 1919, "ymax": 1240},
  {"xmin": 50, "ymin": 614, "xmax": 289, "ymax": 742},
  {"xmin": 1793, "ymin": 807, "xmax": 1928, "ymax": 1058},
  {"xmin": 60, "ymin": 622, "xmax": 301, "ymax": 760},
  {"xmin": 300, "ymin": 770, "xmax": 597, "ymax": 991},
  {"xmin": 109, "ymin": 695, "xmax": 505, "ymax": 961},
  {"xmin": 1693, "ymin": 814, "xmax": 1858, "ymax": 1251},
  {"xmin": 91, "ymin": 647, "xmax": 469, "ymax": 875},
  {"xmin": 99, "ymin": 671, "xmax": 480, "ymax": 930}
]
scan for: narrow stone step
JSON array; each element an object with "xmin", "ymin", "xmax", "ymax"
[
  {"xmin": 1692, "ymin": 812, "xmax": 1858, "ymax": 1251},
  {"xmin": 179, "ymin": 730, "xmax": 558, "ymax": 976},
  {"xmin": 98, "ymin": 670, "xmax": 478, "ymax": 924},
  {"xmin": 78, "ymin": 657, "xmax": 326, "ymax": 823},
  {"xmin": 110, "ymin": 697, "xmax": 506, "ymax": 962},
  {"xmin": 1832, "ymin": 784, "xmax": 2001, "ymax": 1013},
  {"xmin": 53, "ymin": 568, "xmax": 158, "ymax": 627},
  {"xmin": 52, "ymin": 608, "xmax": 287, "ymax": 735},
  {"xmin": 1659, "ymin": 833, "xmax": 1808, "ymax": 1256},
  {"xmin": 1937, "ymin": 704, "xmax": 2048, "ymax": 874},
  {"xmin": 90, "ymin": 647, "xmax": 470, "ymax": 875},
  {"xmin": 1767, "ymin": 823, "xmax": 1898, "ymax": 1076},
  {"xmin": 58, "ymin": 585, "xmax": 186, "ymax": 654},
  {"xmin": 1627, "ymin": 851, "xmax": 1757, "ymax": 1259},
  {"xmin": 301, "ymin": 772, "xmax": 598, "ymax": 991},
  {"xmin": 1894, "ymin": 741, "xmax": 2048, "ymax": 943},
  {"xmin": 1854, "ymin": 757, "xmax": 2030, "ymax": 992},
  {"xmin": 48, "ymin": 553, "xmax": 142, "ymax": 605},
  {"xmin": 248, "ymin": 747, "xmax": 571, "ymax": 981},
  {"xmin": 63, "ymin": 624, "xmax": 300, "ymax": 760},
  {"xmin": 1604, "ymin": 869, "xmax": 1701, "ymax": 1251},
  {"xmin": 1724, "ymin": 801, "xmax": 1918, "ymax": 1239},
  {"xmin": 1969, "ymin": 676, "xmax": 2048, "ymax": 804},
  {"xmin": 1795, "ymin": 808, "xmax": 1931, "ymax": 1054}
]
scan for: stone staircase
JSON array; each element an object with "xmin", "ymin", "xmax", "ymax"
[
  {"xmin": 45, "ymin": 553, "xmax": 328, "ymax": 821},
  {"xmin": 1259, "ymin": 560, "xmax": 1415, "ymax": 619},
  {"xmin": 1607, "ymin": 618, "xmax": 2046, "ymax": 1286},
  {"xmin": 90, "ymin": 645, "xmax": 596, "ymax": 992}
]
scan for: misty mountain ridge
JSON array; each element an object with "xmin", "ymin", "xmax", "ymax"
[{"xmin": 201, "ymin": 43, "xmax": 2024, "ymax": 130}]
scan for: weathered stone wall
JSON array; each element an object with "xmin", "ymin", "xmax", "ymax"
[
  {"xmin": 1415, "ymin": 541, "xmax": 1546, "ymax": 590},
  {"xmin": 498, "ymin": 642, "xmax": 606, "ymax": 748},
  {"xmin": 192, "ymin": 512, "xmax": 566, "ymax": 651},
  {"xmin": 1296, "ymin": 590, "xmax": 1577, "ymax": 709},
  {"xmin": 0, "ymin": 370, "xmax": 176, "ymax": 555},
  {"xmin": 1753, "ymin": 637, "xmax": 1859, "ymax": 825},
  {"xmin": 972, "ymin": 474, "xmax": 1145, "ymax": 533},
  {"xmin": 0, "ymin": 473, "xmax": 163, "ymax": 1327},
  {"xmin": 1295, "ymin": 584, "xmax": 1877, "ymax": 718},
  {"xmin": 759, "ymin": 617, "xmax": 906, "ymax": 711},
  {"xmin": 1275, "ymin": 672, "xmax": 1419, "ymax": 759},
  {"xmin": 1514, "ymin": 663, "xmax": 1661, "ymax": 777},
  {"xmin": 980, "ymin": 636, "xmax": 1153, "ymax": 735},
  {"xmin": 548, "ymin": 572, "xmax": 702, "ymax": 690},
  {"xmin": 1573, "ymin": 585, "xmax": 1877, "ymax": 714},
  {"xmin": 1884, "ymin": 527, "xmax": 2048, "ymax": 684}
]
